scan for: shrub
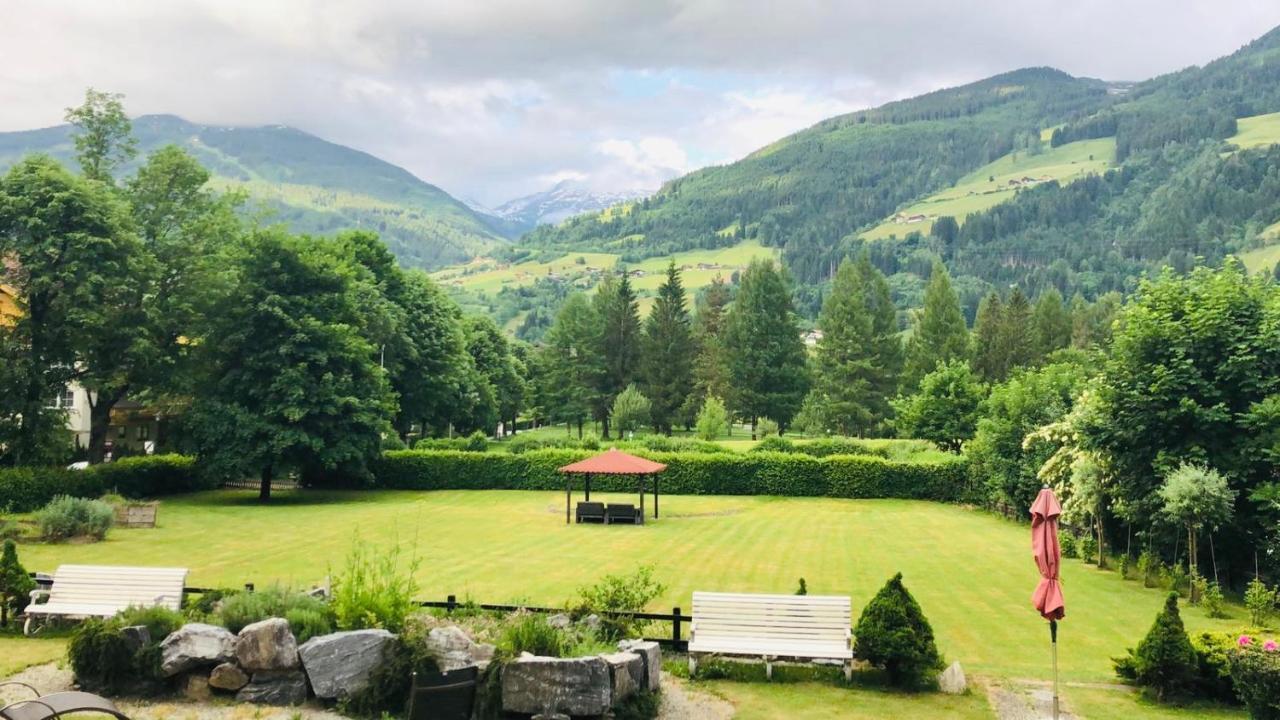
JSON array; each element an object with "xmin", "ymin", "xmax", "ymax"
[
  {"xmin": 1246, "ymin": 578, "xmax": 1277, "ymax": 627},
  {"xmin": 216, "ymin": 587, "xmax": 331, "ymax": 633},
  {"xmin": 1202, "ymin": 583, "xmax": 1229, "ymax": 619},
  {"xmin": 753, "ymin": 436, "xmax": 795, "ymax": 453},
  {"xmin": 285, "ymin": 607, "xmax": 334, "ymax": 643},
  {"xmin": 88, "ymin": 455, "xmax": 209, "ymax": 497},
  {"xmin": 612, "ymin": 385, "xmax": 652, "ymax": 436},
  {"xmin": 756, "ymin": 417, "xmax": 779, "ymax": 437},
  {"xmin": 499, "ymin": 613, "xmax": 566, "ymax": 657},
  {"xmin": 1164, "ymin": 564, "xmax": 1188, "ymax": 597},
  {"xmin": 1137, "ymin": 551, "xmax": 1161, "ymax": 588},
  {"xmin": 341, "ymin": 616, "xmax": 448, "ymax": 717},
  {"xmin": 1060, "ymin": 534, "xmax": 1078, "ymax": 559},
  {"xmin": 1131, "ymin": 593, "xmax": 1199, "ymax": 700},
  {"xmin": 465, "ymin": 430, "xmax": 490, "ymax": 452},
  {"xmin": 332, "ymin": 539, "xmax": 420, "ymax": 633},
  {"xmin": 796, "ymin": 578, "xmax": 808, "ymax": 596},
  {"xmin": 1192, "ymin": 631, "xmax": 1242, "ymax": 702},
  {"xmin": 115, "ymin": 605, "xmax": 183, "ymax": 641},
  {"xmin": 1119, "ymin": 554, "xmax": 1131, "ymax": 580},
  {"xmin": 1081, "ymin": 536, "xmax": 1098, "ymax": 564},
  {"xmin": 580, "ymin": 432, "xmax": 601, "ymax": 451},
  {"xmin": 695, "ymin": 396, "xmax": 729, "ymax": 441},
  {"xmin": 853, "ymin": 573, "xmax": 942, "ymax": 688},
  {"xmin": 1230, "ymin": 640, "xmax": 1280, "ymax": 720},
  {"xmin": 36, "ymin": 495, "xmax": 114, "ymax": 541},
  {"xmin": 68, "ymin": 619, "xmax": 139, "ymax": 694},
  {"xmin": 576, "ymin": 566, "xmax": 665, "ymax": 640},
  {"xmin": 613, "ymin": 689, "xmax": 662, "ymax": 720},
  {"xmin": 0, "ymin": 539, "xmax": 34, "ymax": 625}
]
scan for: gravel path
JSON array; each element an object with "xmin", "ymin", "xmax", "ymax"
[{"xmin": 657, "ymin": 672, "xmax": 735, "ymax": 720}]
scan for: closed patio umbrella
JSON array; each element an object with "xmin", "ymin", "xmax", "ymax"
[{"xmin": 1031, "ymin": 485, "xmax": 1065, "ymax": 720}]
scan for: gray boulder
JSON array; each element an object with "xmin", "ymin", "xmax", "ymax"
[
  {"xmin": 160, "ymin": 623, "xmax": 237, "ymax": 677},
  {"xmin": 939, "ymin": 660, "xmax": 967, "ymax": 694},
  {"xmin": 235, "ymin": 670, "xmax": 309, "ymax": 705},
  {"xmin": 208, "ymin": 662, "xmax": 250, "ymax": 691},
  {"xmin": 600, "ymin": 651, "xmax": 644, "ymax": 703},
  {"xmin": 501, "ymin": 655, "xmax": 612, "ymax": 716},
  {"xmin": 425, "ymin": 626, "xmax": 496, "ymax": 672},
  {"xmin": 182, "ymin": 673, "xmax": 212, "ymax": 702},
  {"xmin": 618, "ymin": 639, "xmax": 662, "ymax": 692},
  {"xmin": 236, "ymin": 617, "xmax": 299, "ymax": 671},
  {"xmin": 298, "ymin": 629, "xmax": 395, "ymax": 700},
  {"xmin": 546, "ymin": 613, "xmax": 573, "ymax": 630},
  {"xmin": 120, "ymin": 625, "xmax": 151, "ymax": 653}
]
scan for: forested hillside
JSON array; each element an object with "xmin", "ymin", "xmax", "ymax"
[
  {"xmin": 0, "ymin": 114, "xmax": 510, "ymax": 268},
  {"xmin": 519, "ymin": 27, "xmax": 1280, "ymax": 317}
]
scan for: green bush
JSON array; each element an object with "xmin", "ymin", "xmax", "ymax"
[
  {"xmin": 1191, "ymin": 631, "xmax": 1241, "ymax": 703},
  {"xmin": 792, "ymin": 438, "xmax": 890, "ymax": 458},
  {"xmin": 1060, "ymin": 534, "xmax": 1078, "ymax": 559},
  {"xmin": 68, "ymin": 619, "xmax": 139, "ymax": 694},
  {"xmin": 341, "ymin": 616, "xmax": 447, "ymax": 717},
  {"xmin": 499, "ymin": 613, "xmax": 567, "ymax": 657},
  {"xmin": 216, "ymin": 587, "xmax": 331, "ymax": 633},
  {"xmin": 756, "ymin": 418, "xmax": 779, "ymax": 437},
  {"xmin": 332, "ymin": 539, "xmax": 420, "ymax": 633},
  {"xmin": 576, "ymin": 565, "xmax": 665, "ymax": 641},
  {"xmin": 853, "ymin": 572, "xmax": 942, "ymax": 688},
  {"xmin": 1081, "ymin": 536, "xmax": 1098, "ymax": 564},
  {"xmin": 115, "ymin": 605, "xmax": 183, "ymax": 641},
  {"xmin": 371, "ymin": 449, "xmax": 969, "ymax": 502},
  {"xmin": 285, "ymin": 607, "xmax": 334, "ymax": 643},
  {"xmin": 36, "ymin": 495, "xmax": 114, "ymax": 541},
  {"xmin": 1131, "ymin": 593, "xmax": 1199, "ymax": 700},
  {"xmin": 752, "ymin": 436, "xmax": 796, "ymax": 453},
  {"xmin": 1229, "ymin": 640, "xmax": 1280, "ymax": 719},
  {"xmin": 0, "ymin": 539, "xmax": 34, "ymax": 625},
  {"xmin": 1138, "ymin": 551, "xmax": 1161, "ymax": 588},
  {"xmin": 1202, "ymin": 583, "xmax": 1229, "ymax": 619},
  {"xmin": 613, "ymin": 689, "xmax": 662, "ymax": 720},
  {"xmin": 1246, "ymin": 578, "xmax": 1277, "ymax": 627},
  {"xmin": 0, "ymin": 456, "xmax": 207, "ymax": 513}
]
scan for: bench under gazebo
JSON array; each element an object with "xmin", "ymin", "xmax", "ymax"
[{"xmin": 559, "ymin": 448, "xmax": 667, "ymax": 525}]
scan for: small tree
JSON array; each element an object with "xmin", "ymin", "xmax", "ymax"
[
  {"xmin": 1132, "ymin": 593, "xmax": 1198, "ymax": 700},
  {"xmin": 1159, "ymin": 463, "xmax": 1234, "ymax": 597},
  {"xmin": 892, "ymin": 360, "xmax": 983, "ymax": 452},
  {"xmin": 853, "ymin": 573, "xmax": 942, "ymax": 687},
  {"xmin": 1245, "ymin": 578, "xmax": 1277, "ymax": 627},
  {"xmin": 611, "ymin": 384, "xmax": 652, "ymax": 436},
  {"xmin": 695, "ymin": 395, "xmax": 729, "ymax": 441},
  {"xmin": 0, "ymin": 540, "xmax": 34, "ymax": 626}
]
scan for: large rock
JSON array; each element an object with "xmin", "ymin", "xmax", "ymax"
[
  {"xmin": 618, "ymin": 639, "xmax": 662, "ymax": 692},
  {"xmin": 425, "ymin": 625, "xmax": 496, "ymax": 672},
  {"xmin": 235, "ymin": 670, "xmax": 308, "ymax": 706},
  {"xmin": 120, "ymin": 625, "xmax": 151, "ymax": 653},
  {"xmin": 600, "ymin": 651, "xmax": 644, "ymax": 703},
  {"xmin": 160, "ymin": 623, "xmax": 237, "ymax": 677},
  {"xmin": 182, "ymin": 673, "xmax": 212, "ymax": 702},
  {"xmin": 939, "ymin": 660, "xmax": 967, "ymax": 694},
  {"xmin": 236, "ymin": 618, "xmax": 299, "ymax": 671},
  {"xmin": 209, "ymin": 662, "xmax": 250, "ymax": 691},
  {"xmin": 297, "ymin": 629, "xmax": 395, "ymax": 700},
  {"xmin": 501, "ymin": 655, "xmax": 612, "ymax": 716}
]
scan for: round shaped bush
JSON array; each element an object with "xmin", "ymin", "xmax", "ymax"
[{"xmin": 36, "ymin": 495, "xmax": 114, "ymax": 541}]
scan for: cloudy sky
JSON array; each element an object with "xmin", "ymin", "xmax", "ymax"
[{"xmin": 3, "ymin": 1, "xmax": 1280, "ymax": 206}]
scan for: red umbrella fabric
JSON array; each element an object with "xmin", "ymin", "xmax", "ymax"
[{"xmin": 1031, "ymin": 487, "xmax": 1066, "ymax": 621}]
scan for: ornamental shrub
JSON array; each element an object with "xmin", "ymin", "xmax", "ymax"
[
  {"xmin": 1191, "ymin": 631, "xmax": 1241, "ymax": 702},
  {"xmin": 68, "ymin": 619, "xmax": 138, "ymax": 694},
  {"xmin": 0, "ymin": 456, "xmax": 206, "ymax": 513},
  {"xmin": 853, "ymin": 573, "xmax": 943, "ymax": 688},
  {"xmin": 576, "ymin": 565, "xmax": 665, "ymax": 640},
  {"xmin": 756, "ymin": 417, "xmax": 779, "ymax": 437},
  {"xmin": 285, "ymin": 607, "xmax": 334, "ymax": 643},
  {"xmin": 1060, "ymin": 533, "xmax": 1078, "ymax": 559},
  {"xmin": 499, "ymin": 613, "xmax": 567, "ymax": 657},
  {"xmin": 1202, "ymin": 583, "xmax": 1229, "ymax": 619},
  {"xmin": 216, "ymin": 587, "xmax": 332, "ymax": 634},
  {"xmin": 753, "ymin": 436, "xmax": 795, "ymax": 453},
  {"xmin": 1246, "ymin": 578, "xmax": 1277, "ymax": 627},
  {"xmin": 36, "ymin": 495, "xmax": 113, "ymax": 541},
  {"xmin": 1137, "ymin": 551, "xmax": 1161, "ymax": 588},
  {"xmin": 115, "ymin": 605, "xmax": 183, "ymax": 642},
  {"xmin": 1081, "ymin": 536, "xmax": 1098, "ymax": 564},
  {"xmin": 0, "ymin": 540, "xmax": 34, "ymax": 625},
  {"xmin": 331, "ymin": 539, "xmax": 420, "ymax": 633},
  {"xmin": 1229, "ymin": 640, "xmax": 1280, "ymax": 719},
  {"xmin": 1132, "ymin": 593, "xmax": 1199, "ymax": 700}
]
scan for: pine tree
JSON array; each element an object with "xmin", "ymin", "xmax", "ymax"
[
  {"xmin": 539, "ymin": 293, "xmax": 601, "ymax": 437},
  {"xmin": 723, "ymin": 259, "xmax": 809, "ymax": 436},
  {"xmin": 971, "ymin": 291, "xmax": 1006, "ymax": 382},
  {"xmin": 684, "ymin": 276, "xmax": 733, "ymax": 425},
  {"xmin": 641, "ymin": 262, "xmax": 694, "ymax": 435},
  {"xmin": 853, "ymin": 573, "xmax": 942, "ymax": 687},
  {"xmin": 814, "ymin": 255, "xmax": 902, "ymax": 436},
  {"xmin": 1132, "ymin": 593, "xmax": 1198, "ymax": 700},
  {"xmin": 1031, "ymin": 288, "xmax": 1072, "ymax": 361},
  {"xmin": 594, "ymin": 271, "xmax": 641, "ymax": 438},
  {"xmin": 0, "ymin": 540, "xmax": 33, "ymax": 626},
  {"xmin": 902, "ymin": 262, "xmax": 969, "ymax": 391},
  {"xmin": 1001, "ymin": 286, "xmax": 1034, "ymax": 370}
]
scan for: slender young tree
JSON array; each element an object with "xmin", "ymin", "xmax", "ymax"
[
  {"xmin": 683, "ymin": 275, "xmax": 732, "ymax": 424},
  {"xmin": 902, "ymin": 261, "xmax": 969, "ymax": 391},
  {"xmin": 1031, "ymin": 288, "xmax": 1072, "ymax": 362},
  {"xmin": 971, "ymin": 291, "xmax": 1006, "ymax": 382},
  {"xmin": 722, "ymin": 259, "xmax": 808, "ymax": 436},
  {"xmin": 1000, "ymin": 286, "xmax": 1035, "ymax": 370},
  {"xmin": 594, "ymin": 271, "xmax": 641, "ymax": 438},
  {"xmin": 64, "ymin": 88, "xmax": 137, "ymax": 184},
  {"xmin": 539, "ymin": 293, "xmax": 601, "ymax": 437},
  {"xmin": 641, "ymin": 262, "xmax": 694, "ymax": 435}
]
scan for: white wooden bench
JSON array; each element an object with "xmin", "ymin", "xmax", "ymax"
[
  {"xmin": 688, "ymin": 591, "xmax": 854, "ymax": 680},
  {"xmin": 24, "ymin": 565, "xmax": 188, "ymax": 636}
]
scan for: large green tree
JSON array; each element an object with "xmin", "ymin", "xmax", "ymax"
[
  {"xmin": 813, "ymin": 255, "xmax": 902, "ymax": 436},
  {"xmin": 0, "ymin": 156, "xmax": 136, "ymax": 465},
  {"xmin": 683, "ymin": 275, "xmax": 732, "ymax": 426},
  {"xmin": 893, "ymin": 360, "xmax": 984, "ymax": 452},
  {"xmin": 463, "ymin": 315, "xmax": 524, "ymax": 435},
  {"xmin": 1030, "ymin": 288, "xmax": 1072, "ymax": 361},
  {"xmin": 538, "ymin": 293, "xmax": 602, "ymax": 437},
  {"xmin": 902, "ymin": 262, "xmax": 969, "ymax": 391},
  {"xmin": 186, "ymin": 230, "xmax": 395, "ymax": 500},
  {"xmin": 64, "ymin": 88, "xmax": 137, "ymax": 184},
  {"xmin": 722, "ymin": 259, "xmax": 808, "ymax": 435},
  {"xmin": 641, "ymin": 262, "xmax": 694, "ymax": 435},
  {"xmin": 594, "ymin": 271, "xmax": 641, "ymax": 438}
]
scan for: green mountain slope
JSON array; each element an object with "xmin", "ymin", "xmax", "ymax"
[{"xmin": 0, "ymin": 114, "xmax": 509, "ymax": 269}]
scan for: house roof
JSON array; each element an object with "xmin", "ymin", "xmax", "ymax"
[{"xmin": 558, "ymin": 448, "xmax": 667, "ymax": 475}]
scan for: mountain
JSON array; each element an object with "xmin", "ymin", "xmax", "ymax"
[
  {"xmin": 515, "ymin": 26, "xmax": 1280, "ymax": 318},
  {"xmin": 0, "ymin": 114, "xmax": 510, "ymax": 269},
  {"xmin": 492, "ymin": 180, "xmax": 653, "ymax": 232}
]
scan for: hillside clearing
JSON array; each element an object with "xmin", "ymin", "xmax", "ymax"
[{"xmin": 1227, "ymin": 110, "xmax": 1280, "ymax": 151}]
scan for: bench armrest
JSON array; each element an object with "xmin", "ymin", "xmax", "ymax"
[
  {"xmin": 28, "ymin": 589, "xmax": 49, "ymax": 605},
  {"xmin": 154, "ymin": 593, "xmax": 182, "ymax": 605},
  {"xmin": 0, "ymin": 681, "xmax": 39, "ymax": 698}
]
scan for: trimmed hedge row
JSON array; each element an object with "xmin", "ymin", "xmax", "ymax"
[
  {"xmin": 0, "ymin": 455, "xmax": 212, "ymax": 512},
  {"xmin": 370, "ymin": 449, "xmax": 970, "ymax": 501}
]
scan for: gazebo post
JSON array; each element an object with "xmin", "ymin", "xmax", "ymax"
[
  {"xmin": 654, "ymin": 474, "xmax": 659, "ymax": 519},
  {"xmin": 566, "ymin": 473, "xmax": 571, "ymax": 525},
  {"xmin": 585, "ymin": 473, "xmax": 591, "ymax": 502},
  {"xmin": 639, "ymin": 477, "xmax": 645, "ymax": 523}
]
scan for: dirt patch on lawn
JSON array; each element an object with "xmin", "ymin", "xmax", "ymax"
[{"xmin": 659, "ymin": 672, "xmax": 735, "ymax": 720}]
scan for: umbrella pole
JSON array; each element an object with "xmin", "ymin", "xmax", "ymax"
[{"xmin": 1051, "ymin": 619, "xmax": 1060, "ymax": 720}]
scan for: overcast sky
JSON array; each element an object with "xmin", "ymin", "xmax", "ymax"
[{"xmin": 3, "ymin": 1, "xmax": 1279, "ymax": 206}]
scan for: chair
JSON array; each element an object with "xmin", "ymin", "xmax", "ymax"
[
  {"xmin": 0, "ymin": 683, "xmax": 130, "ymax": 720},
  {"xmin": 575, "ymin": 501, "xmax": 606, "ymax": 523},
  {"xmin": 605, "ymin": 503, "xmax": 639, "ymax": 525},
  {"xmin": 24, "ymin": 565, "xmax": 187, "ymax": 636},
  {"xmin": 406, "ymin": 667, "xmax": 478, "ymax": 720}
]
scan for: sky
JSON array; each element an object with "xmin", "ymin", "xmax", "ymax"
[{"xmin": 2, "ymin": 1, "xmax": 1280, "ymax": 206}]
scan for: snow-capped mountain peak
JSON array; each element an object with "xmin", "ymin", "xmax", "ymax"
[{"xmin": 493, "ymin": 180, "xmax": 653, "ymax": 230}]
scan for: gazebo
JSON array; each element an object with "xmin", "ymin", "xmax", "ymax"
[{"xmin": 558, "ymin": 448, "xmax": 667, "ymax": 525}]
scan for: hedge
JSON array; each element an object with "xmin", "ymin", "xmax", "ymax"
[
  {"xmin": 0, "ymin": 455, "xmax": 212, "ymax": 512},
  {"xmin": 370, "ymin": 449, "xmax": 970, "ymax": 501}
]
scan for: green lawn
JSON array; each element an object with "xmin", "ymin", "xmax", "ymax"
[
  {"xmin": 14, "ymin": 490, "xmax": 1250, "ymax": 686},
  {"xmin": 0, "ymin": 633, "xmax": 66, "ymax": 676},
  {"xmin": 705, "ymin": 680, "xmax": 993, "ymax": 719}
]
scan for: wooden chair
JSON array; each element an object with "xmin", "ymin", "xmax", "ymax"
[
  {"xmin": 605, "ymin": 503, "xmax": 639, "ymax": 525},
  {"xmin": 406, "ymin": 667, "xmax": 478, "ymax": 720},
  {"xmin": 687, "ymin": 591, "xmax": 854, "ymax": 681},
  {"xmin": 0, "ymin": 683, "xmax": 130, "ymax": 719},
  {"xmin": 575, "ymin": 501, "xmax": 606, "ymax": 523},
  {"xmin": 23, "ymin": 565, "xmax": 187, "ymax": 636}
]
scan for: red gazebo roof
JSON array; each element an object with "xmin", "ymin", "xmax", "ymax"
[{"xmin": 558, "ymin": 448, "xmax": 667, "ymax": 475}]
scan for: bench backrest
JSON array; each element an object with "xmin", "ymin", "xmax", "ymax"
[
  {"xmin": 49, "ymin": 565, "xmax": 188, "ymax": 611},
  {"xmin": 692, "ymin": 591, "xmax": 851, "ymax": 645},
  {"xmin": 578, "ymin": 502, "xmax": 605, "ymax": 514}
]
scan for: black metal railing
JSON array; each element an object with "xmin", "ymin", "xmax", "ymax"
[{"xmin": 419, "ymin": 595, "xmax": 687, "ymax": 651}]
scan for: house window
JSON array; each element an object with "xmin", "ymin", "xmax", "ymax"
[
  {"xmin": 117, "ymin": 426, "xmax": 126, "ymax": 439},
  {"xmin": 48, "ymin": 388, "xmax": 75, "ymax": 410},
  {"xmin": 137, "ymin": 425, "xmax": 150, "ymax": 441}
]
